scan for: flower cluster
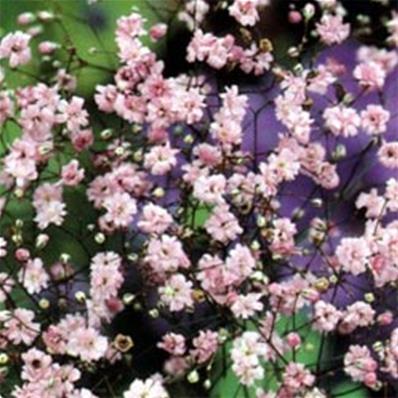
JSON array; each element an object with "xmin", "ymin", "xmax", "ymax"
[{"xmin": 0, "ymin": 0, "xmax": 397, "ymax": 397}]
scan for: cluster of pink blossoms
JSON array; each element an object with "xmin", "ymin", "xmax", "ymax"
[{"xmin": 0, "ymin": 0, "xmax": 397, "ymax": 397}]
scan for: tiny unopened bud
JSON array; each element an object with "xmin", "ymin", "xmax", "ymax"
[
  {"xmin": 218, "ymin": 328, "xmax": 229, "ymax": 343},
  {"xmin": 332, "ymin": 144, "xmax": 347, "ymax": 160},
  {"xmin": 75, "ymin": 291, "xmax": 86, "ymax": 303},
  {"xmin": 60, "ymin": 253, "xmax": 70, "ymax": 264},
  {"xmin": 27, "ymin": 25, "xmax": 43, "ymax": 37},
  {"xmin": 133, "ymin": 149, "xmax": 143, "ymax": 162},
  {"xmin": 292, "ymin": 208, "xmax": 305, "ymax": 220},
  {"xmin": 11, "ymin": 233, "xmax": 22, "ymax": 245},
  {"xmin": 95, "ymin": 232, "xmax": 106, "ymax": 244},
  {"xmin": 38, "ymin": 41, "xmax": 59, "ymax": 55},
  {"xmin": 15, "ymin": 219, "xmax": 24, "ymax": 228},
  {"xmin": 15, "ymin": 248, "xmax": 30, "ymax": 262},
  {"xmin": 364, "ymin": 292, "xmax": 375, "ymax": 303},
  {"xmin": 377, "ymin": 311, "xmax": 393, "ymax": 325},
  {"xmin": 37, "ymin": 10, "xmax": 55, "ymax": 22},
  {"xmin": 187, "ymin": 370, "xmax": 199, "ymax": 384},
  {"xmin": 343, "ymin": 93, "xmax": 354, "ymax": 104},
  {"xmin": 39, "ymin": 298, "xmax": 50, "ymax": 309},
  {"xmin": 0, "ymin": 353, "xmax": 8, "ymax": 365},
  {"xmin": 38, "ymin": 142, "xmax": 53, "ymax": 156},
  {"xmin": 203, "ymin": 379, "xmax": 211, "ymax": 390},
  {"xmin": 14, "ymin": 188, "xmax": 24, "ymax": 198},
  {"xmin": 372, "ymin": 341, "xmax": 384, "ymax": 352},
  {"xmin": 287, "ymin": 47, "xmax": 300, "ymax": 58},
  {"xmin": 87, "ymin": 224, "xmax": 95, "ymax": 231},
  {"xmin": 250, "ymin": 240, "xmax": 261, "ymax": 251},
  {"xmin": 311, "ymin": 198, "xmax": 323, "ymax": 208},
  {"xmin": 18, "ymin": 12, "xmax": 36, "ymax": 25},
  {"xmin": 123, "ymin": 293, "xmax": 136, "ymax": 305},
  {"xmin": 153, "ymin": 187, "xmax": 165, "ymax": 198},
  {"xmin": 36, "ymin": 233, "xmax": 49, "ymax": 249},
  {"xmin": 127, "ymin": 253, "xmax": 138, "ymax": 262},
  {"xmin": 256, "ymin": 215, "xmax": 266, "ymax": 228},
  {"xmin": 314, "ymin": 277, "xmax": 330, "ymax": 292},
  {"xmin": 100, "ymin": 129, "xmax": 113, "ymax": 140},
  {"xmin": 329, "ymin": 275, "xmax": 338, "ymax": 284},
  {"xmin": 302, "ymin": 3, "xmax": 315, "ymax": 20},
  {"xmin": 184, "ymin": 134, "xmax": 194, "ymax": 144},
  {"xmin": 288, "ymin": 10, "xmax": 302, "ymax": 24},
  {"xmin": 286, "ymin": 332, "xmax": 301, "ymax": 348},
  {"xmin": 149, "ymin": 308, "xmax": 159, "ymax": 318},
  {"xmin": 132, "ymin": 124, "xmax": 142, "ymax": 134},
  {"xmin": 115, "ymin": 146, "xmax": 125, "ymax": 157}
]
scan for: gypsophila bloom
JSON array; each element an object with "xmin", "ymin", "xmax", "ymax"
[{"xmin": 0, "ymin": 0, "xmax": 397, "ymax": 396}]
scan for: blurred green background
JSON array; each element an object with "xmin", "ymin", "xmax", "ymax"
[{"xmin": 0, "ymin": 0, "xmax": 174, "ymax": 95}]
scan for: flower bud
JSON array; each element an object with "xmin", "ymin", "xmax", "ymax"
[
  {"xmin": 187, "ymin": 370, "xmax": 199, "ymax": 384},
  {"xmin": 39, "ymin": 298, "xmax": 50, "ymax": 309},
  {"xmin": 302, "ymin": 3, "xmax": 315, "ymax": 20},
  {"xmin": 36, "ymin": 234, "xmax": 49, "ymax": 249},
  {"xmin": 0, "ymin": 353, "xmax": 8, "ymax": 365},
  {"xmin": 15, "ymin": 248, "xmax": 30, "ymax": 262},
  {"xmin": 17, "ymin": 12, "xmax": 36, "ymax": 25}
]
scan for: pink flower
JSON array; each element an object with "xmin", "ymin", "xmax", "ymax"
[
  {"xmin": 361, "ymin": 104, "xmax": 390, "ymax": 135},
  {"xmin": 157, "ymin": 333, "xmax": 186, "ymax": 356},
  {"xmin": 225, "ymin": 244, "xmax": 256, "ymax": 283},
  {"xmin": 270, "ymin": 218, "xmax": 297, "ymax": 256},
  {"xmin": 316, "ymin": 14, "xmax": 350, "ymax": 45},
  {"xmin": 353, "ymin": 62, "xmax": 386, "ymax": 90},
  {"xmin": 101, "ymin": 192, "xmax": 137, "ymax": 230},
  {"xmin": 116, "ymin": 13, "xmax": 146, "ymax": 42},
  {"xmin": 229, "ymin": 0, "xmax": 266, "ymax": 27},
  {"xmin": 323, "ymin": 106, "xmax": 360, "ymax": 137},
  {"xmin": 138, "ymin": 203, "xmax": 173, "ymax": 235},
  {"xmin": 95, "ymin": 84, "xmax": 118, "ymax": 113},
  {"xmin": 231, "ymin": 331, "xmax": 268, "ymax": 385},
  {"xmin": 0, "ymin": 31, "xmax": 31, "ymax": 67},
  {"xmin": 33, "ymin": 183, "xmax": 66, "ymax": 229},
  {"xmin": 386, "ymin": 178, "xmax": 398, "ymax": 212},
  {"xmin": 149, "ymin": 23, "xmax": 167, "ymax": 41},
  {"xmin": 38, "ymin": 41, "xmax": 59, "ymax": 55},
  {"xmin": 144, "ymin": 142, "xmax": 179, "ymax": 175},
  {"xmin": 21, "ymin": 348, "xmax": 52, "ymax": 382},
  {"xmin": 61, "ymin": 160, "xmax": 85, "ymax": 186},
  {"xmin": 344, "ymin": 345, "xmax": 378, "ymax": 387},
  {"xmin": 66, "ymin": 327, "xmax": 108, "ymax": 362},
  {"xmin": 356, "ymin": 188, "xmax": 386, "ymax": 218},
  {"xmin": 0, "ymin": 273, "xmax": 14, "ymax": 302},
  {"xmin": 0, "ymin": 91, "xmax": 14, "ymax": 124},
  {"xmin": 18, "ymin": 257, "xmax": 49, "ymax": 294},
  {"xmin": 158, "ymin": 273, "xmax": 194, "ymax": 312},
  {"xmin": 282, "ymin": 363, "xmax": 315, "ymax": 392},
  {"xmin": 58, "ymin": 96, "xmax": 89, "ymax": 132},
  {"xmin": 313, "ymin": 301, "xmax": 342, "ymax": 332},
  {"xmin": 4, "ymin": 308, "xmax": 40, "ymax": 345},
  {"xmin": 205, "ymin": 204, "xmax": 243, "ymax": 243},
  {"xmin": 378, "ymin": 142, "xmax": 398, "ymax": 169},
  {"xmin": 145, "ymin": 235, "xmax": 190, "ymax": 276},
  {"xmin": 90, "ymin": 252, "xmax": 123, "ymax": 303},
  {"xmin": 191, "ymin": 330, "xmax": 219, "ymax": 363},
  {"xmin": 336, "ymin": 237, "xmax": 371, "ymax": 275},
  {"xmin": 231, "ymin": 293, "xmax": 264, "ymax": 319},
  {"xmin": 193, "ymin": 174, "xmax": 226, "ymax": 205},
  {"xmin": 123, "ymin": 376, "xmax": 169, "ymax": 398},
  {"xmin": 71, "ymin": 128, "xmax": 94, "ymax": 152},
  {"xmin": 339, "ymin": 301, "xmax": 375, "ymax": 333}
]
